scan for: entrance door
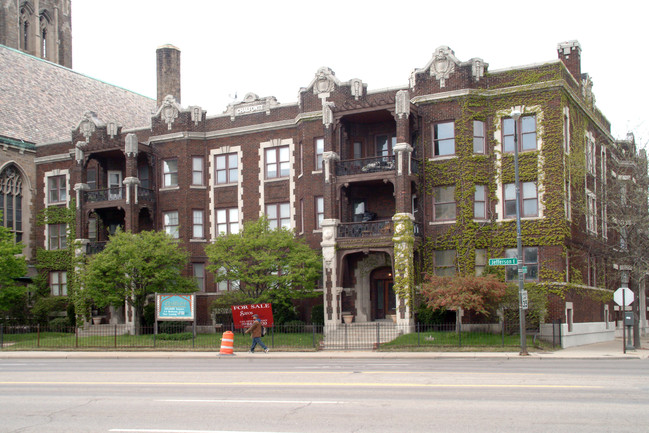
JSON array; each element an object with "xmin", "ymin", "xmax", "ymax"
[
  {"xmin": 371, "ymin": 267, "xmax": 396, "ymax": 320},
  {"xmin": 108, "ymin": 171, "xmax": 122, "ymax": 200}
]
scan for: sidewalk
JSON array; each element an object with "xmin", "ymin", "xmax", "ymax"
[{"xmin": 1, "ymin": 338, "xmax": 647, "ymax": 360}]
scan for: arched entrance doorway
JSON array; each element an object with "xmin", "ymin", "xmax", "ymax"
[{"xmin": 370, "ymin": 267, "xmax": 395, "ymax": 320}]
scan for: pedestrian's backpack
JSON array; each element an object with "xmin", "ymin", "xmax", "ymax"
[{"xmin": 261, "ymin": 326, "xmax": 267, "ymax": 336}]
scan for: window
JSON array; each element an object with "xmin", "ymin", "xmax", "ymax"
[
  {"xmin": 434, "ymin": 250, "xmax": 456, "ymax": 276},
  {"xmin": 86, "ymin": 167, "xmax": 97, "ymax": 190},
  {"xmin": 0, "ymin": 165, "xmax": 23, "ymax": 242},
  {"xmin": 315, "ymin": 138, "xmax": 324, "ymax": 170},
  {"xmin": 433, "ymin": 122, "xmax": 455, "ymax": 157},
  {"xmin": 216, "ymin": 208, "xmax": 239, "ymax": 235},
  {"xmin": 299, "ymin": 199, "xmax": 304, "ymax": 233},
  {"xmin": 474, "ymin": 185, "xmax": 487, "ymax": 219},
  {"xmin": 585, "ymin": 134, "xmax": 596, "ymax": 174},
  {"xmin": 586, "ymin": 192, "xmax": 597, "ymax": 233},
  {"xmin": 503, "ymin": 115, "xmax": 537, "ymax": 152},
  {"xmin": 163, "ymin": 211, "xmax": 179, "ymax": 238},
  {"xmin": 192, "ymin": 157, "xmax": 204, "ymax": 185},
  {"xmin": 193, "ymin": 263, "xmax": 205, "ymax": 291},
  {"xmin": 138, "ymin": 165, "xmax": 150, "ymax": 189},
  {"xmin": 504, "ymin": 182, "xmax": 538, "ymax": 218},
  {"xmin": 376, "ymin": 135, "xmax": 396, "ymax": 157},
  {"xmin": 48, "ymin": 224, "xmax": 67, "ymax": 250},
  {"xmin": 192, "ymin": 210, "xmax": 204, "ymax": 239},
  {"xmin": 216, "ymin": 267, "xmax": 240, "ymax": 292},
  {"xmin": 163, "ymin": 159, "xmax": 178, "ymax": 187},
  {"xmin": 505, "ymin": 247, "xmax": 538, "ymax": 281},
  {"xmin": 266, "ymin": 203, "xmax": 290, "ymax": 230},
  {"xmin": 88, "ymin": 218, "xmax": 97, "ymax": 241},
  {"xmin": 50, "ymin": 271, "xmax": 67, "ymax": 296},
  {"xmin": 265, "ymin": 146, "xmax": 290, "ymax": 179},
  {"xmin": 48, "ymin": 175, "xmax": 66, "ymax": 203},
  {"xmin": 475, "ymin": 248, "xmax": 487, "ymax": 276},
  {"xmin": 433, "ymin": 186, "xmax": 456, "ymax": 221},
  {"xmin": 315, "ymin": 196, "xmax": 324, "ymax": 229},
  {"xmin": 473, "ymin": 120, "xmax": 485, "ymax": 154},
  {"xmin": 215, "ymin": 153, "xmax": 238, "ymax": 185}
]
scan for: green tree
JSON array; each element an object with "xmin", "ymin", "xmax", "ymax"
[
  {"xmin": 82, "ymin": 230, "xmax": 196, "ymax": 334},
  {"xmin": 0, "ymin": 213, "xmax": 28, "ymax": 322},
  {"xmin": 204, "ymin": 217, "xmax": 322, "ymax": 323}
]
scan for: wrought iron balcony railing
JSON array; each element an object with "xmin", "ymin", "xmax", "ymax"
[
  {"xmin": 84, "ymin": 187, "xmax": 124, "ymax": 202},
  {"xmin": 137, "ymin": 187, "xmax": 155, "ymax": 201},
  {"xmin": 335, "ymin": 155, "xmax": 396, "ymax": 176},
  {"xmin": 337, "ymin": 220, "xmax": 393, "ymax": 238}
]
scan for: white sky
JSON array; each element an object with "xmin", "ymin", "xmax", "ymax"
[{"xmin": 72, "ymin": 0, "xmax": 647, "ymax": 145}]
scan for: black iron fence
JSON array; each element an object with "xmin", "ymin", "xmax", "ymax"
[{"xmin": 0, "ymin": 322, "xmax": 549, "ymax": 351}]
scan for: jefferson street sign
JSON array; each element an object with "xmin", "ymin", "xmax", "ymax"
[{"xmin": 489, "ymin": 258, "xmax": 518, "ymax": 266}]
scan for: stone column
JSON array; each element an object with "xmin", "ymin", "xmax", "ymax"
[
  {"xmin": 321, "ymin": 218, "xmax": 341, "ymax": 325},
  {"xmin": 392, "ymin": 213, "xmax": 415, "ymax": 328}
]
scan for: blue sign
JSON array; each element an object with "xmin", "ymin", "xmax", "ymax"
[{"xmin": 156, "ymin": 294, "xmax": 195, "ymax": 321}]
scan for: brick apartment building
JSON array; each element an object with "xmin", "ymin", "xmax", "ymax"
[{"xmin": 28, "ymin": 40, "xmax": 648, "ymax": 344}]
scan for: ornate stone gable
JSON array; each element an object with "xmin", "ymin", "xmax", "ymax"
[
  {"xmin": 75, "ymin": 112, "xmax": 105, "ymax": 142},
  {"xmin": 153, "ymin": 95, "xmax": 183, "ymax": 130},
  {"xmin": 223, "ymin": 93, "xmax": 279, "ymax": 121},
  {"xmin": 409, "ymin": 46, "xmax": 487, "ymax": 89}
]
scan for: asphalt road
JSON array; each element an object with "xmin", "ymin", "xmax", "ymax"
[{"xmin": 1, "ymin": 357, "xmax": 647, "ymax": 433}]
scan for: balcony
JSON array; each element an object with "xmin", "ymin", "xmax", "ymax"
[
  {"xmin": 137, "ymin": 187, "xmax": 155, "ymax": 202},
  {"xmin": 335, "ymin": 155, "xmax": 396, "ymax": 177},
  {"xmin": 337, "ymin": 220, "xmax": 393, "ymax": 238},
  {"xmin": 84, "ymin": 187, "xmax": 124, "ymax": 202},
  {"xmin": 86, "ymin": 241, "xmax": 107, "ymax": 255}
]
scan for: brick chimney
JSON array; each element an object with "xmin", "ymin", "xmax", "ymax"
[
  {"xmin": 557, "ymin": 40, "xmax": 581, "ymax": 81},
  {"xmin": 156, "ymin": 44, "xmax": 181, "ymax": 106}
]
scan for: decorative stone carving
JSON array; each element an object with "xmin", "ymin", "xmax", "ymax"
[
  {"xmin": 395, "ymin": 90, "xmax": 410, "ymax": 119},
  {"xmin": 350, "ymin": 78, "xmax": 363, "ymax": 100},
  {"xmin": 581, "ymin": 75, "xmax": 596, "ymax": 108},
  {"xmin": 76, "ymin": 112, "xmax": 105, "ymax": 142},
  {"xmin": 125, "ymin": 133, "xmax": 138, "ymax": 157},
  {"xmin": 154, "ymin": 95, "xmax": 182, "ymax": 130},
  {"xmin": 430, "ymin": 46, "xmax": 456, "ymax": 88},
  {"xmin": 74, "ymin": 141, "xmax": 87, "ymax": 164},
  {"xmin": 471, "ymin": 58, "xmax": 485, "ymax": 81},
  {"xmin": 223, "ymin": 93, "xmax": 279, "ymax": 121},
  {"xmin": 323, "ymin": 102, "xmax": 335, "ymax": 127},
  {"xmin": 322, "ymin": 151, "xmax": 339, "ymax": 184},
  {"xmin": 314, "ymin": 67, "xmax": 336, "ymax": 95},
  {"xmin": 190, "ymin": 106, "xmax": 204, "ymax": 126},
  {"xmin": 106, "ymin": 121, "xmax": 118, "ymax": 138}
]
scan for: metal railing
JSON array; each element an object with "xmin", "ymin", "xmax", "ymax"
[
  {"xmin": 0, "ymin": 322, "xmax": 547, "ymax": 351},
  {"xmin": 337, "ymin": 220, "xmax": 393, "ymax": 238},
  {"xmin": 335, "ymin": 155, "xmax": 396, "ymax": 176},
  {"xmin": 137, "ymin": 187, "xmax": 155, "ymax": 201},
  {"xmin": 84, "ymin": 187, "xmax": 124, "ymax": 202}
]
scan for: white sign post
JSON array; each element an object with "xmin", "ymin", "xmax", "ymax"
[{"xmin": 613, "ymin": 287, "xmax": 635, "ymax": 353}]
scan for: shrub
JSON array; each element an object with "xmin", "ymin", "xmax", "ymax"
[
  {"xmin": 49, "ymin": 317, "xmax": 72, "ymax": 331},
  {"xmin": 158, "ymin": 321, "xmax": 186, "ymax": 334},
  {"xmin": 282, "ymin": 320, "xmax": 305, "ymax": 333},
  {"xmin": 310, "ymin": 304, "xmax": 324, "ymax": 325},
  {"xmin": 32, "ymin": 296, "xmax": 70, "ymax": 325},
  {"xmin": 156, "ymin": 332, "xmax": 193, "ymax": 341}
]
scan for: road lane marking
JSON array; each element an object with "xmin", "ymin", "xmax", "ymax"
[
  {"xmin": 158, "ymin": 399, "xmax": 342, "ymax": 404},
  {"xmin": 110, "ymin": 430, "xmax": 296, "ymax": 433},
  {"xmin": 0, "ymin": 380, "xmax": 601, "ymax": 389}
]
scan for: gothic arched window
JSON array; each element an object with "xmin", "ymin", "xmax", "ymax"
[{"xmin": 0, "ymin": 165, "xmax": 24, "ymax": 243}]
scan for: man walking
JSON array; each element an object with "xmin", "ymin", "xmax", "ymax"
[{"xmin": 244, "ymin": 314, "xmax": 269, "ymax": 353}]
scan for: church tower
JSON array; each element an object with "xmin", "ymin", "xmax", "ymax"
[{"xmin": 0, "ymin": 0, "xmax": 72, "ymax": 68}]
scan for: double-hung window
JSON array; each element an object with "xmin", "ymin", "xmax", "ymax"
[
  {"xmin": 266, "ymin": 146, "xmax": 290, "ymax": 179},
  {"xmin": 48, "ymin": 224, "xmax": 67, "ymax": 250},
  {"xmin": 433, "ymin": 186, "xmax": 456, "ymax": 221},
  {"xmin": 163, "ymin": 159, "xmax": 178, "ymax": 187},
  {"xmin": 48, "ymin": 175, "xmax": 66, "ymax": 204},
  {"xmin": 473, "ymin": 120, "xmax": 486, "ymax": 154},
  {"xmin": 216, "ymin": 208, "xmax": 239, "ymax": 235},
  {"xmin": 163, "ymin": 211, "xmax": 179, "ymax": 238},
  {"xmin": 504, "ymin": 182, "xmax": 538, "ymax": 218},
  {"xmin": 315, "ymin": 196, "xmax": 324, "ymax": 229},
  {"xmin": 193, "ymin": 263, "xmax": 205, "ymax": 291},
  {"xmin": 192, "ymin": 157, "xmax": 204, "ymax": 186},
  {"xmin": 433, "ymin": 122, "xmax": 455, "ymax": 157},
  {"xmin": 266, "ymin": 203, "xmax": 290, "ymax": 230},
  {"xmin": 50, "ymin": 271, "xmax": 67, "ymax": 296},
  {"xmin": 505, "ymin": 247, "xmax": 538, "ymax": 281},
  {"xmin": 435, "ymin": 250, "xmax": 456, "ymax": 276},
  {"xmin": 192, "ymin": 210, "xmax": 204, "ymax": 239},
  {"xmin": 503, "ymin": 115, "xmax": 537, "ymax": 152},
  {"xmin": 215, "ymin": 153, "xmax": 238, "ymax": 185},
  {"xmin": 314, "ymin": 138, "xmax": 324, "ymax": 170},
  {"xmin": 474, "ymin": 185, "xmax": 487, "ymax": 219}
]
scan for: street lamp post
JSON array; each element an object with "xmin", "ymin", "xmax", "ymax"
[{"xmin": 511, "ymin": 107, "xmax": 528, "ymax": 356}]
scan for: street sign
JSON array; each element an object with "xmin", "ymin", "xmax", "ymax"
[
  {"xmin": 521, "ymin": 290, "xmax": 528, "ymax": 310},
  {"xmin": 489, "ymin": 257, "xmax": 518, "ymax": 266},
  {"xmin": 518, "ymin": 266, "xmax": 527, "ymax": 274},
  {"xmin": 613, "ymin": 287, "xmax": 634, "ymax": 307}
]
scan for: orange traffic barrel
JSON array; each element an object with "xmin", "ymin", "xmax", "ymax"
[{"xmin": 219, "ymin": 330, "xmax": 234, "ymax": 355}]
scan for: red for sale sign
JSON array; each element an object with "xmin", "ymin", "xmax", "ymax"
[{"xmin": 231, "ymin": 303, "xmax": 274, "ymax": 329}]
